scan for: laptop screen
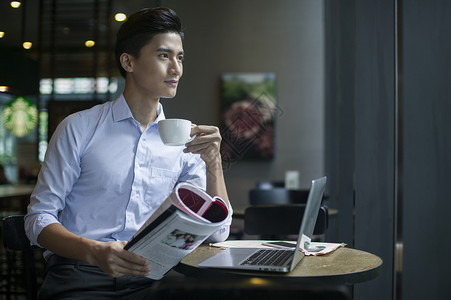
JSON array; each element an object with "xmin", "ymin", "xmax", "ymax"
[{"xmin": 289, "ymin": 176, "xmax": 327, "ymax": 270}]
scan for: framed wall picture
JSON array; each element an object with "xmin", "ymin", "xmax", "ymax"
[{"xmin": 220, "ymin": 73, "xmax": 278, "ymax": 162}]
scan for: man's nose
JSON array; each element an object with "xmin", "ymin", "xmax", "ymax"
[{"xmin": 169, "ymin": 59, "xmax": 182, "ymax": 76}]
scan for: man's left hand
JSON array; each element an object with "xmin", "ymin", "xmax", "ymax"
[{"xmin": 184, "ymin": 125, "xmax": 222, "ymax": 165}]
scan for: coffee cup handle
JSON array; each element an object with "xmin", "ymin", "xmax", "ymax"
[{"xmin": 186, "ymin": 134, "xmax": 197, "ymax": 143}]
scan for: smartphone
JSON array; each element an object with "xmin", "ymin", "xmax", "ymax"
[{"xmin": 262, "ymin": 241, "xmax": 296, "ymax": 249}]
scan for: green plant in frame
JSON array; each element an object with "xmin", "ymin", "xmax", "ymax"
[{"xmin": 220, "ymin": 73, "xmax": 278, "ymax": 162}]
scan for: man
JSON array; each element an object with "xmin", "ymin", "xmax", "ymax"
[{"xmin": 25, "ymin": 7, "xmax": 231, "ymax": 299}]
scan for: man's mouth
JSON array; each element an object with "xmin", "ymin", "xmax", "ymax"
[{"xmin": 165, "ymin": 80, "xmax": 178, "ymax": 87}]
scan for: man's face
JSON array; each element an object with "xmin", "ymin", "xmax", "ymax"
[{"xmin": 127, "ymin": 32, "xmax": 184, "ymax": 100}]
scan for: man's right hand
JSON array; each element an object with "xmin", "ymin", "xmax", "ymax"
[
  {"xmin": 87, "ymin": 240, "xmax": 151, "ymax": 278},
  {"xmin": 38, "ymin": 223, "xmax": 151, "ymax": 278}
]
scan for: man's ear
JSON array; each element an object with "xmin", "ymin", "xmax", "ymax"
[{"xmin": 120, "ymin": 53, "xmax": 133, "ymax": 73}]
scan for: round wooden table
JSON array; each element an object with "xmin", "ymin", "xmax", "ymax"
[{"xmin": 175, "ymin": 243, "xmax": 382, "ymax": 285}]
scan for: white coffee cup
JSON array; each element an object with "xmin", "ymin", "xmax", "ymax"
[
  {"xmin": 158, "ymin": 119, "xmax": 194, "ymax": 146},
  {"xmin": 285, "ymin": 170, "xmax": 300, "ymax": 190}
]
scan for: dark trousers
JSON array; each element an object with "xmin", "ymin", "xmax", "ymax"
[{"xmin": 39, "ymin": 255, "xmax": 156, "ymax": 300}]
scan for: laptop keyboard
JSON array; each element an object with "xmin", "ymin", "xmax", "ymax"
[{"xmin": 240, "ymin": 249, "xmax": 293, "ymax": 267}]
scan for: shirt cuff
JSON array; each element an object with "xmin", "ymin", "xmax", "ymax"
[
  {"xmin": 24, "ymin": 213, "xmax": 60, "ymax": 247},
  {"xmin": 206, "ymin": 203, "xmax": 233, "ymax": 243}
]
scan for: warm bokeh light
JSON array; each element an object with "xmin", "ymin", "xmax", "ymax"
[
  {"xmin": 0, "ymin": 31, "xmax": 4, "ymax": 38},
  {"xmin": 22, "ymin": 41, "xmax": 32, "ymax": 49},
  {"xmin": 248, "ymin": 278, "xmax": 270, "ymax": 286},
  {"xmin": 0, "ymin": 86, "xmax": 9, "ymax": 93},
  {"xmin": 85, "ymin": 40, "xmax": 95, "ymax": 48},
  {"xmin": 10, "ymin": 1, "xmax": 21, "ymax": 8},
  {"xmin": 115, "ymin": 13, "xmax": 127, "ymax": 22}
]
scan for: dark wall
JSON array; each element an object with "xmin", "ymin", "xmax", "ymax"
[
  {"xmin": 353, "ymin": 0, "xmax": 396, "ymax": 299},
  {"xmin": 401, "ymin": 0, "xmax": 451, "ymax": 299},
  {"xmin": 326, "ymin": 0, "xmax": 451, "ymax": 299},
  {"xmin": 325, "ymin": 0, "xmax": 395, "ymax": 299},
  {"xmin": 324, "ymin": 0, "xmax": 355, "ymax": 247}
]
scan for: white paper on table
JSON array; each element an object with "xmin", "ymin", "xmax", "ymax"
[{"xmin": 298, "ymin": 235, "xmax": 345, "ymax": 255}]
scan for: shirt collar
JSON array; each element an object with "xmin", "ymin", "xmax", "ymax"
[
  {"xmin": 112, "ymin": 94, "xmax": 166, "ymax": 123},
  {"xmin": 154, "ymin": 104, "xmax": 166, "ymax": 123}
]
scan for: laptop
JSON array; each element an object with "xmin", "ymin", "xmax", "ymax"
[{"xmin": 198, "ymin": 176, "xmax": 327, "ymax": 273}]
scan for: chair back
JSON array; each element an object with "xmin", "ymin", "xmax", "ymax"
[
  {"xmin": 1, "ymin": 215, "xmax": 31, "ymax": 251},
  {"xmin": 1, "ymin": 215, "xmax": 38, "ymax": 299},
  {"xmin": 244, "ymin": 204, "xmax": 328, "ymax": 236},
  {"xmin": 249, "ymin": 188, "xmax": 311, "ymax": 205}
]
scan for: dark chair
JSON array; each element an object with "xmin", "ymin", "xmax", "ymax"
[
  {"xmin": 244, "ymin": 204, "xmax": 328, "ymax": 239},
  {"xmin": 1, "ymin": 215, "xmax": 38, "ymax": 299},
  {"xmin": 151, "ymin": 277, "xmax": 352, "ymax": 300},
  {"xmin": 249, "ymin": 188, "xmax": 311, "ymax": 205}
]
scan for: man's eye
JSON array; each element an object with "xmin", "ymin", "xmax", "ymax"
[
  {"xmin": 159, "ymin": 53, "xmax": 169, "ymax": 58},
  {"xmin": 178, "ymin": 55, "xmax": 184, "ymax": 62}
]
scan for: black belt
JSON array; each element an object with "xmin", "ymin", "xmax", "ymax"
[{"xmin": 47, "ymin": 255, "xmax": 94, "ymax": 268}]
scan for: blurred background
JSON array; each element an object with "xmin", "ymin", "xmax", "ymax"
[
  {"xmin": 0, "ymin": 0, "xmax": 325, "ymax": 196},
  {"xmin": 0, "ymin": 1, "xmax": 450, "ymax": 300}
]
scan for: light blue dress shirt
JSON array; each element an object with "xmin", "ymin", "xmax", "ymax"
[{"xmin": 25, "ymin": 95, "xmax": 231, "ymax": 257}]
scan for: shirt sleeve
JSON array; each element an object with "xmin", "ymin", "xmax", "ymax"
[
  {"xmin": 206, "ymin": 203, "xmax": 234, "ymax": 243},
  {"xmin": 178, "ymin": 153, "xmax": 233, "ymax": 242},
  {"xmin": 177, "ymin": 153, "xmax": 207, "ymax": 190},
  {"xmin": 24, "ymin": 114, "xmax": 84, "ymax": 247}
]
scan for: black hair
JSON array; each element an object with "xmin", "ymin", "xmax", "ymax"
[{"xmin": 115, "ymin": 7, "xmax": 184, "ymax": 78}]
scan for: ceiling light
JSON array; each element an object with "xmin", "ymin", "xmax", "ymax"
[
  {"xmin": 0, "ymin": 31, "xmax": 4, "ymax": 38},
  {"xmin": 23, "ymin": 41, "xmax": 32, "ymax": 49},
  {"xmin": 85, "ymin": 40, "xmax": 95, "ymax": 48},
  {"xmin": 10, "ymin": 1, "xmax": 21, "ymax": 8},
  {"xmin": 115, "ymin": 13, "xmax": 127, "ymax": 22}
]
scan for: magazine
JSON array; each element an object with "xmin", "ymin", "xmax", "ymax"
[{"xmin": 124, "ymin": 182, "xmax": 231, "ymax": 280}]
